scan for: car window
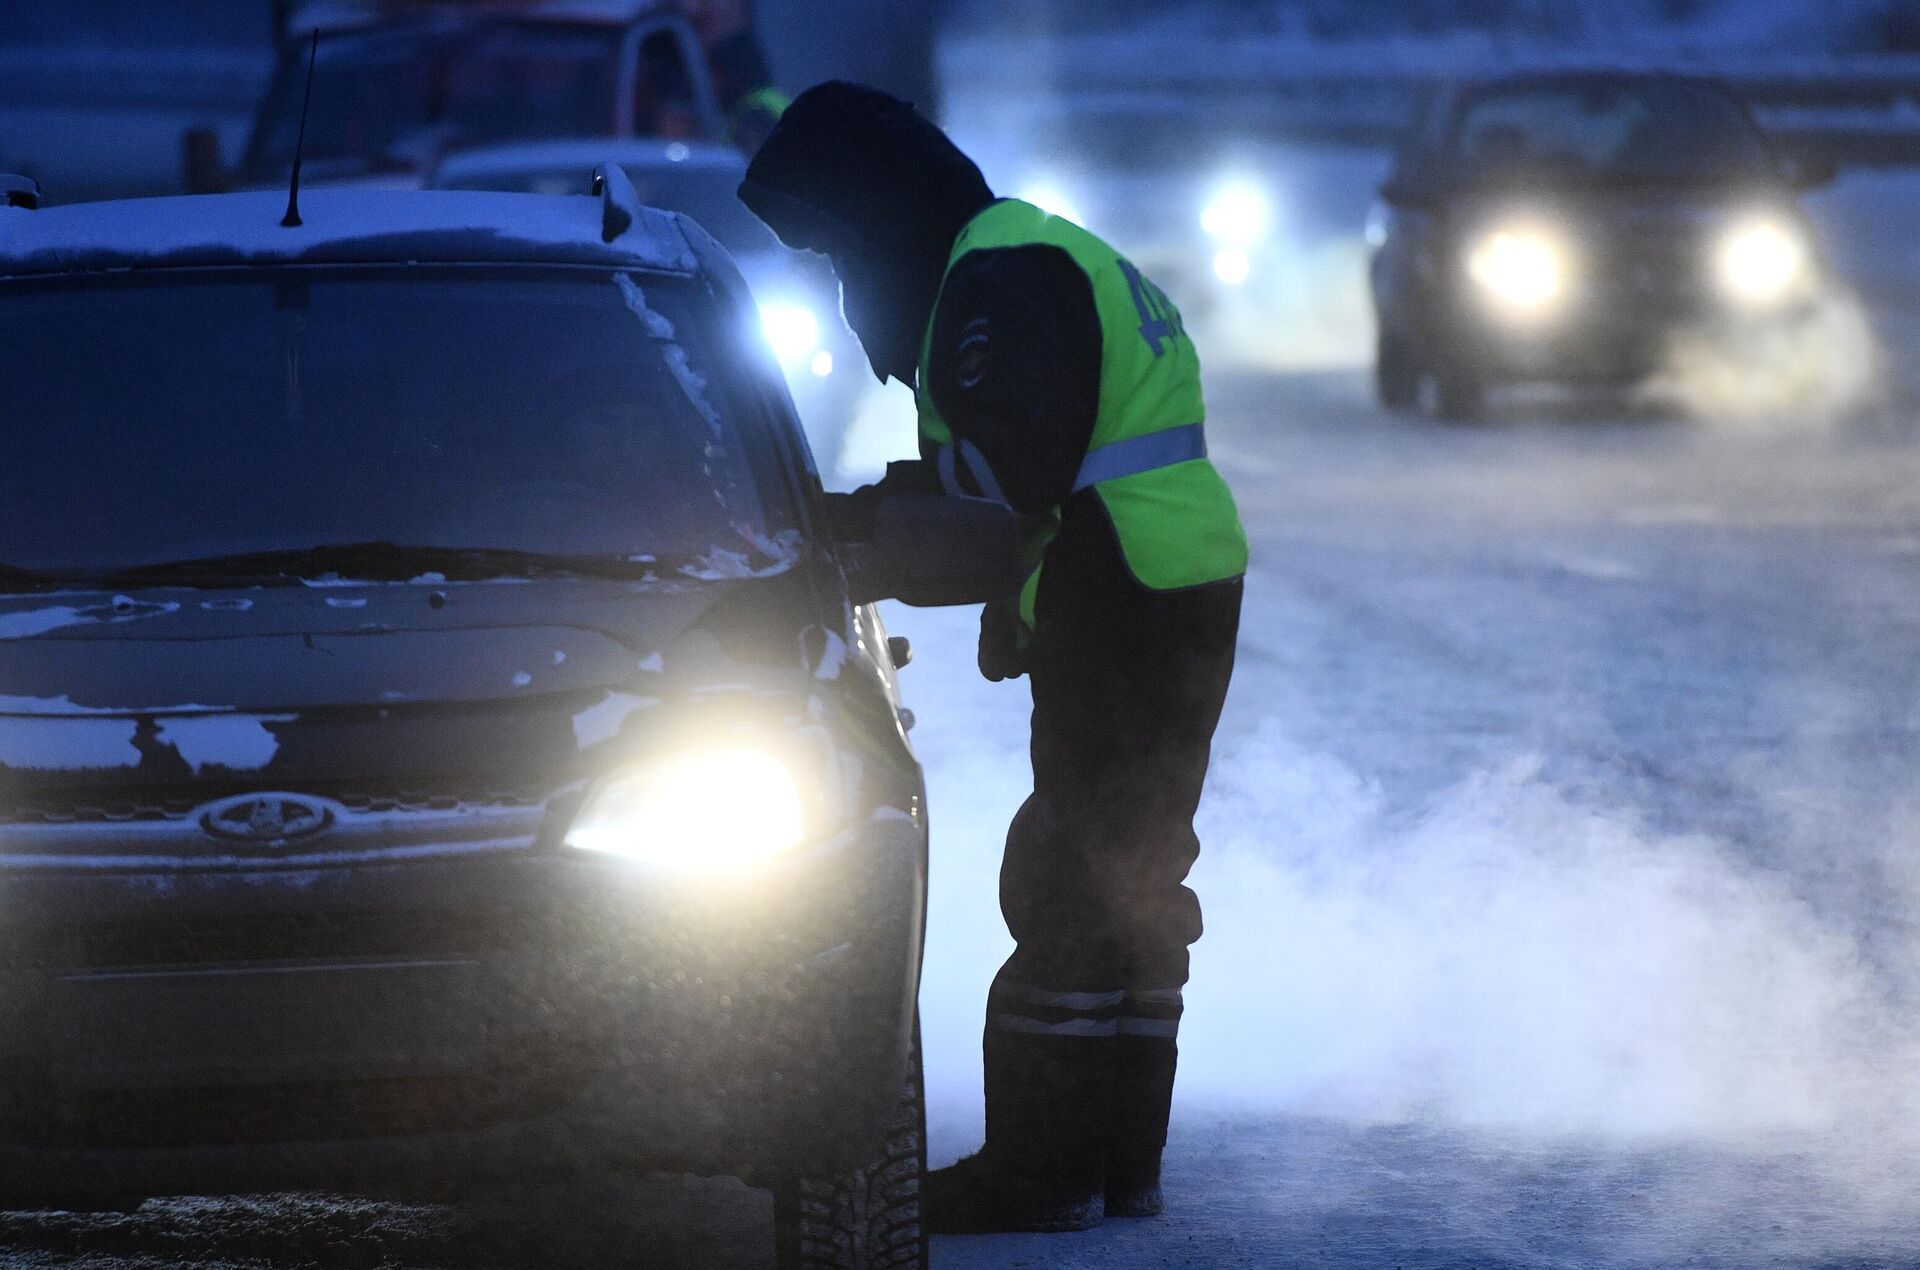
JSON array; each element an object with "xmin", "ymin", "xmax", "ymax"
[
  {"xmin": 0, "ymin": 269, "xmax": 793, "ymax": 578},
  {"xmin": 1449, "ymin": 80, "xmax": 1773, "ymax": 182},
  {"xmin": 633, "ymin": 28, "xmax": 703, "ymax": 140},
  {"xmin": 245, "ymin": 22, "xmax": 624, "ymax": 183}
]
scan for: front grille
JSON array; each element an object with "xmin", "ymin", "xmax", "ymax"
[
  {"xmin": 0, "ymin": 784, "xmax": 571, "ymax": 872},
  {"xmin": 0, "ymin": 786, "xmax": 549, "ymax": 828}
]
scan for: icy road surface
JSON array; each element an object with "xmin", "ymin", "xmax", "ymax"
[{"xmin": 5, "ymin": 163, "xmax": 1920, "ymax": 1267}]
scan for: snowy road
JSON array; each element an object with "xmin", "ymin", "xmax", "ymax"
[{"xmin": 5, "ymin": 164, "xmax": 1920, "ymax": 1266}]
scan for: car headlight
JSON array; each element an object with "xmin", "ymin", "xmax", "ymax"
[
  {"xmin": 1200, "ymin": 181, "xmax": 1273, "ymax": 245},
  {"xmin": 564, "ymin": 745, "xmax": 812, "ymax": 873},
  {"xmin": 1716, "ymin": 217, "xmax": 1810, "ymax": 307},
  {"xmin": 760, "ymin": 301, "xmax": 823, "ymax": 367},
  {"xmin": 1212, "ymin": 248, "xmax": 1253, "ymax": 287},
  {"xmin": 1466, "ymin": 225, "xmax": 1570, "ymax": 318}
]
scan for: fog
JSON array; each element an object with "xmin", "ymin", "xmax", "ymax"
[{"xmin": 889, "ymin": 606, "xmax": 1920, "ymax": 1257}]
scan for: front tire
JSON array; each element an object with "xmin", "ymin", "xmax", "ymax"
[
  {"xmin": 1433, "ymin": 358, "xmax": 1487, "ymax": 422},
  {"xmin": 1375, "ymin": 330, "xmax": 1420, "ymax": 412},
  {"xmin": 774, "ymin": 1022, "xmax": 927, "ymax": 1270}
]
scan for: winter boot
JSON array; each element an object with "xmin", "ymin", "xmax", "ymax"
[
  {"xmin": 923, "ymin": 1151, "xmax": 1103, "ymax": 1234},
  {"xmin": 1105, "ymin": 1015, "xmax": 1180, "ymax": 1218},
  {"xmin": 924, "ymin": 1018, "xmax": 1110, "ymax": 1234}
]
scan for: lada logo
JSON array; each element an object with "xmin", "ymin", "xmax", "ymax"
[{"xmin": 200, "ymin": 793, "xmax": 336, "ymax": 845}]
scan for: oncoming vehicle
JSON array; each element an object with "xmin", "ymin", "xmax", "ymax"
[
  {"xmin": 0, "ymin": 176, "xmax": 1018, "ymax": 1268},
  {"xmin": 981, "ymin": 101, "xmax": 1294, "ymax": 323},
  {"xmin": 430, "ymin": 139, "xmax": 864, "ymax": 457},
  {"xmin": 207, "ymin": 1, "xmax": 726, "ymax": 192},
  {"xmin": 1368, "ymin": 70, "xmax": 1837, "ymax": 418}
]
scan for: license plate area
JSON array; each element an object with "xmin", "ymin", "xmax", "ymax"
[{"xmin": 51, "ymin": 958, "xmax": 489, "ymax": 1090}]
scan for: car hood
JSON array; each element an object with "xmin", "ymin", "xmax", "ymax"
[{"xmin": 0, "ymin": 577, "xmax": 833, "ymax": 794}]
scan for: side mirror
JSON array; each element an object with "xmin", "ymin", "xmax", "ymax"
[
  {"xmin": 181, "ymin": 126, "xmax": 227, "ymax": 195},
  {"xmin": 838, "ymin": 494, "xmax": 1030, "ymax": 608},
  {"xmin": 1779, "ymin": 150, "xmax": 1838, "ymax": 191}
]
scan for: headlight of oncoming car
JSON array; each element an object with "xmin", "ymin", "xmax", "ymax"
[
  {"xmin": 1200, "ymin": 179, "xmax": 1274, "ymax": 288},
  {"xmin": 1466, "ymin": 224, "xmax": 1571, "ymax": 319},
  {"xmin": 565, "ymin": 732, "xmax": 849, "ymax": 875},
  {"xmin": 1716, "ymin": 216, "xmax": 1811, "ymax": 308}
]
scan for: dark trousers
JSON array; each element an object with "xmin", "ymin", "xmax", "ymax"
[{"xmin": 980, "ymin": 507, "xmax": 1242, "ymax": 1185}]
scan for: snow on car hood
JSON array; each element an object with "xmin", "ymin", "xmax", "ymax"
[
  {"xmin": 0, "ymin": 579, "xmax": 807, "ymax": 781},
  {"xmin": 0, "ymin": 581, "xmax": 738, "ymax": 713}
]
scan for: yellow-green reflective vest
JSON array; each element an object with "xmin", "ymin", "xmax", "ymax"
[{"xmin": 915, "ymin": 199, "xmax": 1248, "ymax": 628}]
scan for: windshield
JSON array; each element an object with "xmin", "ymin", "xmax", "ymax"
[
  {"xmin": 1450, "ymin": 80, "xmax": 1774, "ymax": 182},
  {"xmin": 244, "ymin": 22, "xmax": 624, "ymax": 183},
  {"xmin": 0, "ymin": 269, "xmax": 785, "ymax": 581}
]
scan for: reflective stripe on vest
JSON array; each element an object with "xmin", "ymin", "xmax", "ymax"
[{"xmin": 1073, "ymin": 422, "xmax": 1207, "ymax": 493}]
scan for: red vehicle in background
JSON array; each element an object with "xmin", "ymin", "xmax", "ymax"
[{"xmin": 208, "ymin": 1, "xmax": 766, "ymax": 193}]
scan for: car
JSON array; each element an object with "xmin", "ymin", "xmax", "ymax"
[
  {"xmin": 430, "ymin": 138, "xmax": 866, "ymax": 467},
  {"xmin": 1368, "ymin": 69, "xmax": 1837, "ymax": 419},
  {"xmin": 0, "ymin": 171, "xmax": 1019, "ymax": 1268},
  {"xmin": 196, "ymin": 0, "xmax": 728, "ymax": 194},
  {"xmin": 980, "ymin": 99, "xmax": 1294, "ymax": 323}
]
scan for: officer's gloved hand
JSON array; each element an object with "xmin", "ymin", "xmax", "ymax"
[
  {"xmin": 822, "ymin": 486, "xmax": 885, "ymax": 543},
  {"xmin": 977, "ymin": 602, "xmax": 1028, "ymax": 683},
  {"xmin": 823, "ymin": 460, "xmax": 941, "ymax": 543}
]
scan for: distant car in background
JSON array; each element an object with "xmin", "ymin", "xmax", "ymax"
[
  {"xmin": 1368, "ymin": 69, "xmax": 1837, "ymax": 419},
  {"xmin": 978, "ymin": 100, "xmax": 1298, "ymax": 322},
  {"xmin": 199, "ymin": 0, "xmax": 725, "ymax": 193},
  {"xmin": 432, "ymin": 138, "xmax": 865, "ymax": 444}
]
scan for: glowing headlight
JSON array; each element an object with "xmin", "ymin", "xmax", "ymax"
[
  {"xmin": 1467, "ymin": 226, "xmax": 1569, "ymax": 317},
  {"xmin": 760, "ymin": 301, "xmax": 822, "ymax": 366},
  {"xmin": 564, "ymin": 746, "xmax": 807, "ymax": 872},
  {"xmin": 1200, "ymin": 182, "xmax": 1273, "ymax": 245},
  {"xmin": 1717, "ymin": 217, "xmax": 1809, "ymax": 307},
  {"xmin": 1212, "ymin": 248, "xmax": 1252, "ymax": 287}
]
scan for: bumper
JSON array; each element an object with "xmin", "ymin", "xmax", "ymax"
[
  {"xmin": 1440, "ymin": 291, "xmax": 1824, "ymax": 385},
  {"xmin": 0, "ymin": 812, "xmax": 925, "ymax": 1200}
]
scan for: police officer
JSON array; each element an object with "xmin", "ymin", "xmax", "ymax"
[{"xmin": 740, "ymin": 83, "xmax": 1246, "ymax": 1234}]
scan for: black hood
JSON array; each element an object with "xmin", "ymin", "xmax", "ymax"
[{"xmin": 739, "ymin": 81, "xmax": 994, "ymax": 384}]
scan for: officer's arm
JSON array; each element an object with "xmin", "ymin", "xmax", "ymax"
[
  {"xmin": 822, "ymin": 459, "xmax": 941, "ymax": 542},
  {"xmin": 925, "ymin": 244, "xmax": 1103, "ymax": 516}
]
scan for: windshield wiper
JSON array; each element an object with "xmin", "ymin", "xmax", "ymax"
[{"xmin": 90, "ymin": 542, "xmax": 664, "ymax": 588}]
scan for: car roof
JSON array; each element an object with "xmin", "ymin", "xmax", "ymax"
[
  {"xmin": 433, "ymin": 138, "xmax": 746, "ymax": 185},
  {"xmin": 292, "ymin": 0, "xmax": 674, "ymax": 33},
  {"xmin": 0, "ymin": 189, "xmax": 702, "ymax": 280}
]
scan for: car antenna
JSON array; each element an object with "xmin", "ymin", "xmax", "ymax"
[{"xmin": 281, "ymin": 29, "xmax": 320, "ymax": 229}]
